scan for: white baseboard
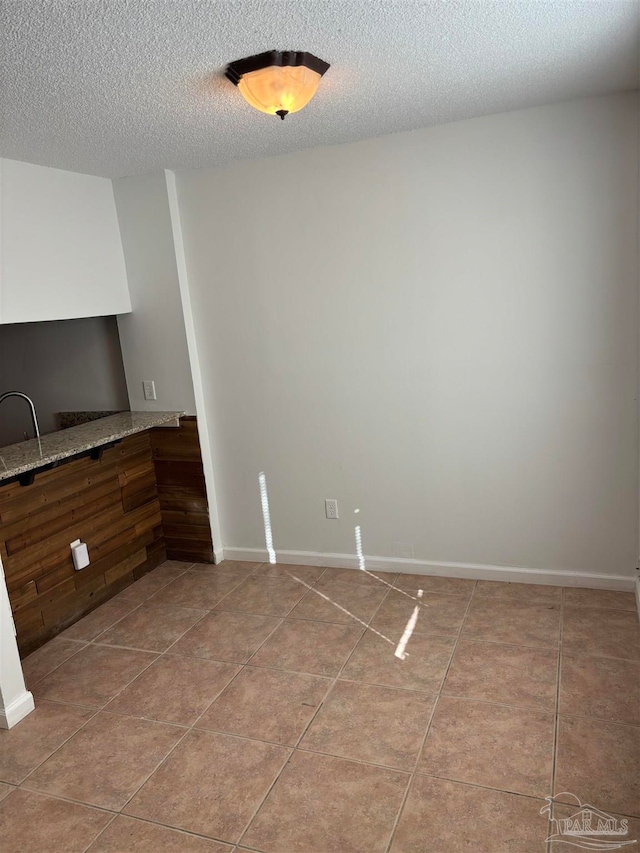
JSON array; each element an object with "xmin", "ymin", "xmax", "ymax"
[
  {"xmin": 635, "ymin": 577, "xmax": 640, "ymax": 621},
  {"xmin": 0, "ymin": 690, "xmax": 34, "ymax": 729},
  {"xmin": 221, "ymin": 546, "xmax": 636, "ymax": 591}
]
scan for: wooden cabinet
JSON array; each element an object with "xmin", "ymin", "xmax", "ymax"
[
  {"xmin": 0, "ymin": 416, "xmax": 213, "ymax": 656},
  {"xmin": 0, "ymin": 158, "xmax": 131, "ymax": 323},
  {"xmin": 0, "ymin": 431, "xmax": 164, "ymax": 656},
  {"xmin": 150, "ymin": 416, "xmax": 214, "ymax": 563}
]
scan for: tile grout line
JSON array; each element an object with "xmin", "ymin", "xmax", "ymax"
[
  {"xmin": 117, "ymin": 561, "xmax": 194, "ymax": 597},
  {"xmin": 437, "ymin": 690, "xmax": 556, "ymax": 715},
  {"xmin": 383, "ymin": 579, "xmax": 478, "ymax": 853},
  {"xmin": 17, "ymin": 748, "xmax": 270, "ymax": 851},
  {"xmin": 67, "ymin": 606, "xmax": 580, "ymax": 660},
  {"xmin": 97, "ymin": 566, "xmax": 306, "ymax": 827},
  {"xmin": 15, "ymin": 563, "xmax": 635, "ymax": 849},
  {"xmin": 89, "ymin": 562, "xmax": 331, "ymax": 847},
  {"xmin": 21, "ymin": 640, "xmax": 89, "ymax": 693},
  {"xmin": 87, "ymin": 808, "xmax": 254, "ymax": 851},
  {"xmin": 225, "ymin": 745, "xmax": 295, "ymax": 849},
  {"xmin": 20, "ymin": 566, "xmax": 629, "ymax": 713},
  {"xmin": 18, "ymin": 616, "xmax": 182, "ymax": 793},
  {"xmin": 19, "ymin": 651, "xmax": 171, "ymax": 792},
  {"xmin": 160, "ymin": 570, "xmax": 334, "ymax": 658},
  {"xmin": 24, "ymin": 565, "xmax": 635, "ymax": 668},
  {"xmin": 121, "ymin": 692, "xmax": 625, "ymax": 752},
  {"xmin": 16, "ymin": 564, "xmax": 370, "ymax": 844},
  {"xmin": 38, "ymin": 562, "xmax": 194, "ymax": 656},
  {"xmin": 79, "ymin": 810, "xmax": 120, "ymax": 853},
  {"xmin": 149, "ymin": 565, "xmax": 278, "ymax": 659},
  {"xmin": 182, "ymin": 565, "xmax": 333, "ymax": 727},
  {"xmin": 13, "ymin": 786, "xmax": 121, "ymax": 814},
  {"xmin": 79, "ymin": 562, "xmax": 195, "ymax": 643},
  {"xmin": 548, "ymin": 587, "xmax": 566, "ymax": 852},
  {"xmin": 230, "ymin": 566, "xmax": 373, "ymax": 846},
  {"xmin": 236, "ymin": 568, "xmax": 397, "ymax": 848},
  {"xmin": 200, "ymin": 562, "xmax": 325, "ymax": 616},
  {"xmin": 44, "ymin": 564, "xmax": 257, "ymax": 694},
  {"xmin": 14, "ymin": 561, "xmax": 313, "ymax": 808},
  {"xmin": 116, "ymin": 576, "xmax": 247, "ymax": 631},
  {"xmin": 116, "ymin": 725, "xmax": 206, "ymax": 816},
  {"xmin": 24, "ymin": 765, "xmax": 226, "ymax": 852},
  {"xmin": 29, "ymin": 644, "xmax": 162, "ymax": 711},
  {"xmin": 70, "ymin": 599, "xmax": 148, "ymax": 644},
  {"xmin": 473, "ymin": 581, "xmax": 561, "ymax": 853},
  {"xmin": 390, "ymin": 770, "xmax": 555, "ymax": 803},
  {"xmin": 168, "ymin": 652, "xmax": 451, "ymax": 685},
  {"xmin": 19, "ymin": 595, "xmax": 188, "ymax": 790},
  {"xmin": 21, "ymin": 568, "xmax": 544, "ymax": 837},
  {"xmin": 7, "ymin": 705, "xmax": 102, "ymax": 788},
  {"xmin": 147, "ymin": 562, "xmax": 336, "ymax": 848},
  {"xmin": 232, "ymin": 568, "xmax": 475, "ymax": 847},
  {"xmin": 17, "ymin": 607, "xmax": 635, "ymax": 826}
]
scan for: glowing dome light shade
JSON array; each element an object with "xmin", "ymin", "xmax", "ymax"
[{"xmin": 226, "ymin": 51, "xmax": 330, "ymax": 120}]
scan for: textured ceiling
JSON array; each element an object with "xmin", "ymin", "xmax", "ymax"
[{"xmin": 1, "ymin": 1, "xmax": 638, "ymax": 178}]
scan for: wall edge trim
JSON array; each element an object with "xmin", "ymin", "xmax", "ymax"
[{"xmin": 163, "ymin": 169, "xmax": 223, "ymax": 557}]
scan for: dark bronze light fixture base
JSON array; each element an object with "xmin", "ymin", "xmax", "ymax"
[
  {"xmin": 225, "ymin": 50, "xmax": 330, "ymax": 119},
  {"xmin": 225, "ymin": 51, "xmax": 330, "ymax": 84}
]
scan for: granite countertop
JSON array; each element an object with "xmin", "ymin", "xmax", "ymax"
[{"xmin": 0, "ymin": 411, "xmax": 183, "ymax": 484}]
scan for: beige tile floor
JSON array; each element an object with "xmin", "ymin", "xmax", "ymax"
[{"xmin": 1, "ymin": 559, "xmax": 639, "ymax": 852}]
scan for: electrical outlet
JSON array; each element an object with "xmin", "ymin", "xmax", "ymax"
[
  {"xmin": 142, "ymin": 380, "xmax": 157, "ymax": 401},
  {"xmin": 325, "ymin": 499, "xmax": 339, "ymax": 519}
]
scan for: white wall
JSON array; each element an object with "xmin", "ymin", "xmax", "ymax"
[
  {"xmin": 0, "ymin": 158, "xmax": 130, "ymax": 323},
  {"xmin": 114, "ymin": 172, "xmax": 196, "ymax": 414},
  {"xmin": 0, "ymin": 316, "xmax": 129, "ymax": 445},
  {"xmin": 0, "ymin": 557, "xmax": 33, "ymax": 728},
  {"xmin": 176, "ymin": 93, "xmax": 639, "ymax": 580}
]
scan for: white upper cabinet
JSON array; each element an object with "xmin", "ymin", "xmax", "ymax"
[{"xmin": 0, "ymin": 158, "xmax": 131, "ymax": 323}]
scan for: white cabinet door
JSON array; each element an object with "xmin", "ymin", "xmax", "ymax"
[{"xmin": 0, "ymin": 158, "xmax": 131, "ymax": 323}]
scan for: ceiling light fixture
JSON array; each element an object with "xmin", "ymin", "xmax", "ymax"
[{"xmin": 225, "ymin": 50, "xmax": 330, "ymax": 120}]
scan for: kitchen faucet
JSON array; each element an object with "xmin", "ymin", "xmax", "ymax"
[{"xmin": 0, "ymin": 392, "xmax": 41, "ymax": 440}]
